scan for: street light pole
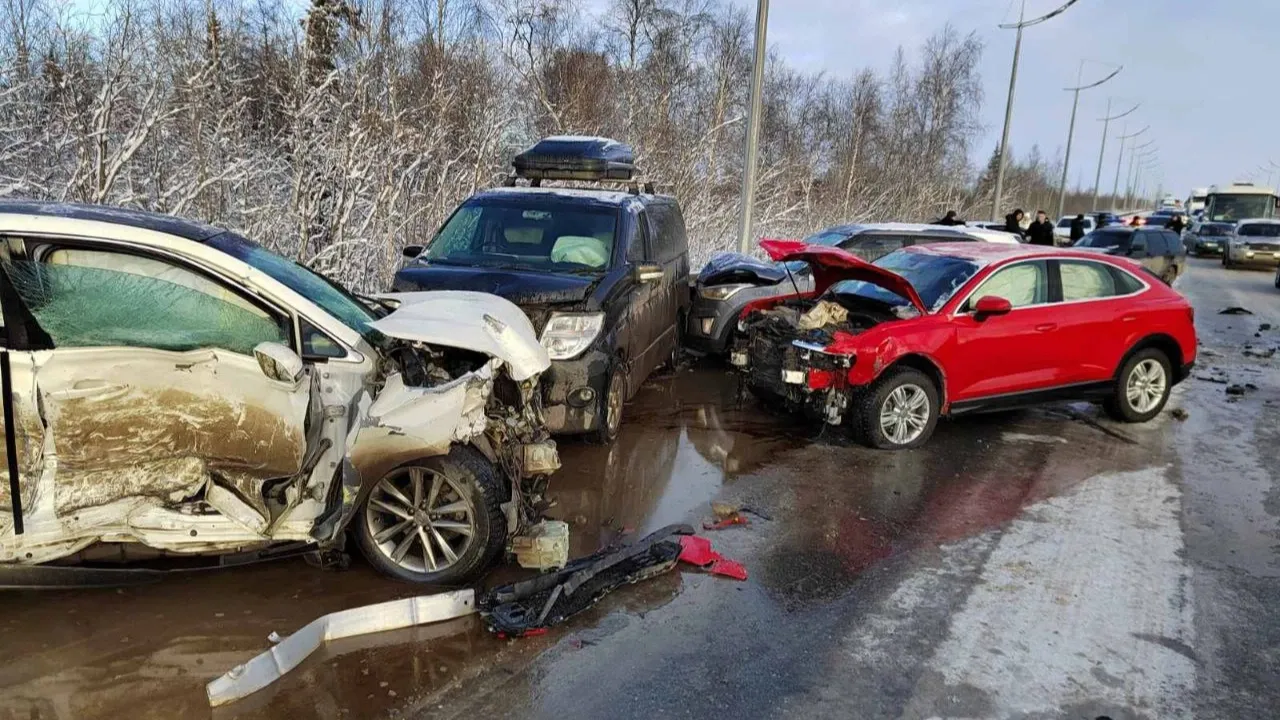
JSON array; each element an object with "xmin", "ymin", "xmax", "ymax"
[
  {"xmin": 736, "ymin": 0, "xmax": 769, "ymax": 253},
  {"xmin": 1126, "ymin": 139, "xmax": 1155, "ymax": 209},
  {"xmin": 990, "ymin": 0, "xmax": 1082, "ymax": 221},
  {"xmin": 1056, "ymin": 61, "xmax": 1122, "ymax": 219},
  {"xmin": 1092, "ymin": 100, "xmax": 1139, "ymax": 211},
  {"xmin": 1112, "ymin": 124, "xmax": 1148, "ymax": 206}
]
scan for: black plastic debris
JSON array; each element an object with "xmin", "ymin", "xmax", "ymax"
[
  {"xmin": 1261, "ymin": 323, "xmax": 1273, "ymax": 331},
  {"xmin": 1225, "ymin": 384, "xmax": 1248, "ymax": 396},
  {"xmin": 1219, "ymin": 306, "xmax": 1253, "ymax": 315},
  {"xmin": 1170, "ymin": 408, "xmax": 1189, "ymax": 421},
  {"xmin": 480, "ymin": 524, "xmax": 693, "ymax": 637},
  {"xmin": 1244, "ymin": 346, "xmax": 1277, "ymax": 359}
]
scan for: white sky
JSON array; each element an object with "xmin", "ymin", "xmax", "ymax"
[{"xmin": 593, "ymin": 0, "xmax": 1277, "ymax": 198}]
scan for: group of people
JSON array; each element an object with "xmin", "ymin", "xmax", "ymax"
[{"xmin": 931, "ymin": 207, "xmax": 1188, "ymax": 246}]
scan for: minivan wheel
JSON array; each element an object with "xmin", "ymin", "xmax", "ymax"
[
  {"xmin": 1104, "ymin": 348, "xmax": 1172, "ymax": 423},
  {"xmin": 592, "ymin": 365, "xmax": 625, "ymax": 444},
  {"xmin": 354, "ymin": 447, "xmax": 505, "ymax": 584},
  {"xmin": 854, "ymin": 368, "xmax": 940, "ymax": 450}
]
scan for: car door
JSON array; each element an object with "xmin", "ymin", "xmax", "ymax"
[
  {"xmin": 626, "ymin": 209, "xmax": 661, "ymax": 388},
  {"xmin": 946, "ymin": 260, "xmax": 1064, "ymax": 401},
  {"xmin": 1126, "ymin": 231, "xmax": 1154, "ymax": 273},
  {"xmin": 0, "ymin": 240, "xmax": 313, "ymax": 532},
  {"xmin": 1052, "ymin": 259, "xmax": 1141, "ymax": 384},
  {"xmin": 645, "ymin": 203, "xmax": 682, "ymax": 367}
]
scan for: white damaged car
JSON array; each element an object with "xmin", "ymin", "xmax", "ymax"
[{"xmin": 0, "ymin": 201, "xmax": 559, "ymax": 585}]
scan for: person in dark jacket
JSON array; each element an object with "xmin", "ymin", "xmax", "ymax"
[
  {"xmin": 1069, "ymin": 214, "xmax": 1087, "ymax": 243},
  {"xmin": 1165, "ymin": 213, "xmax": 1186, "ymax": 234},
  {"xmin": 1027, "ymin": 210, "xmax": 1055, "ymax": 246},
  {"xmin": 934, "ymin": 210, "xmax": 965, "ymax": 226},
  {"xmin": 1004, "ymin": 209, "xmax": 1026, "ymax": 238}
]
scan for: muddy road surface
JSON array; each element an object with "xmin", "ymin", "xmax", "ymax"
[{"xmin": 0, "ymin": 258, "xmax": 1276, "ymax": 720}]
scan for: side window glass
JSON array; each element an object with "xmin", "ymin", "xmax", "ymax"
[
  {"xmin": 627, "ymin": 211, "xmax": 649, "ymax": 263},
  {"xmin": 431, "ymin": 206, "xmax": 482, "ymax": 257},
  {"xmin": 1131, "ymin": 234, "xmax": 1148, "ymax": 254},
  {"xmin": 1110, "ymin": 266, "xmax": 1144, "ymax": 294},
  {"xmin": 7, "ymin": 247, "xmax": 287, "ymax": 355},
  {"xmin": 646, "ymin": 205, "xmax": 672, "ymax": 261},
  {"xmin": 1060, "ymin": 261, "xmax": 1119, "ymax": 301},
  {"xmin": 843, "ymin": 234, "xmax": 904, "ymax": 261},
  {"xmin": 301, "ymin": 318, "xmax": 346, "ymax": 359},
  {"xmin": 1163, "ymin": 231, "xmax": 1180, "ymax": 250},
  {"xmin": 969, "ymin": 261, "xmax": 1048, "ymax": 309}
]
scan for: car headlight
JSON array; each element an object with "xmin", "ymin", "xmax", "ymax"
[
  {"xmin": 540, "ymin": 312, "xmax": 604, "ymax": 360},
  {"xmin": 699, "ymin": 283, "xmax": 753, "ymax": 301}
]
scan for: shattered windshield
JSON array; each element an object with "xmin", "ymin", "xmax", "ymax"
[
  {"xmin": 830, "ymin": 250, "xmax": 980, "ymax": 312},
  {"xmin": 206, "ymin": 233, "xmax": 380, "ymax": 341},
  {"xmin": 422, "ymin": 200, "xmax": 618, "ymax": 274}
]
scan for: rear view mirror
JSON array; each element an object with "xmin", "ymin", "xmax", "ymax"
[
  {"xmin": 402, "ymin": 245, "xmax": 424, "ymax": 259},
  {"xmin": 254, "ymin": 342, "xmax": 305, "ymax": 384},
  {"xmin": 974, "ymin": 295, "xmax": 1012, "ymax": 318},
  {"xmin": 635, "ymin": 263, "xmax": 664, "ymax": 283}
]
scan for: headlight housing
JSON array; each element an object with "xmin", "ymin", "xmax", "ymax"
[
  {"xmin": 540, "ymin": 312, "xmax": 605, "ymax": 360},
  {"xmin": 699, "ymin": 283, "xmax": 753, "ymax": 301}
]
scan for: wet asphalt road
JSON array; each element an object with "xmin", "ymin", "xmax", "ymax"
[{"xmin": 0, "ymin": 258, "xmax": 1276, "ymax": 720}]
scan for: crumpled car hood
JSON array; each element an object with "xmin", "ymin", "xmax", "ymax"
[
  {"xmin": 697, "ymin": 251, "xmax": 789, "ymax": 287},
  {"xmin": 372, "ymin": 291, "xmax": 551, "ymax": 381},
  {"xmin": 759, "ymin": 239, "xmax": 926, "ymax": 314}
]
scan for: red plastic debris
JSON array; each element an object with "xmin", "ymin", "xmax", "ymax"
[
  {"xmin": 678, "ymin": 535, "xmax": 748, "ymax": 581},
  {"xmin": 702, "ymin": 514, "xmax": 749, "ymax": 531}
]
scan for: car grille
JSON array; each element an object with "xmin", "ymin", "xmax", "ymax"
[
  {"xmin": 1246, "ymin": 242, "xmax": 1280, "ymax": 252},
  {"xmin": 748, "ymin": 332, "xmax": 792, "ymax": 397}
]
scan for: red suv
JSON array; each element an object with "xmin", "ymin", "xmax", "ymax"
[{"xmin": 731, "ymin": 240, "xmax": 1197, "ymax": 449}]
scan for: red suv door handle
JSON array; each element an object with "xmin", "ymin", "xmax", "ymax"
[{"xmin": 1035, "ymin": 323, "xmax": 1058, "ymax": 332}]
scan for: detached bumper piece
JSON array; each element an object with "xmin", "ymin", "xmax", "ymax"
[{"xmin": 480, "ymin": 524, "xmax": 693, "ymax": 637}]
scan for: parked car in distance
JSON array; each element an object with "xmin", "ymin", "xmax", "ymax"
[
  {"xmin": 1093, "ymin": 212, "xmax": 1125, "ymax": 227},
  {"xmin": 685, "ymin": 223, "xmax": 1015, "ymax": 357},
  {"xmin": 394, "ymin": 137, "xmax": 690, "ymax": 443},
  {"xmin": 0, "ymin": 200, "xmax": 560, "ymax": 586},
  {"xmin": 730, "ymin": 241, "xmax": 1196, "ymax": 449},
  {"xmin": 1184, "ymin": 222, "xmax": 1233, "ymax": 257},
  {"xmin": 1053, "ymin": 215, "xmax": 1096, "ymax": 243},
  {"xmin": 1074, "ymin": 226, "xmax": 1186, "ymax": 285},
  {"xmin": 1223, "ymin": 218, "xmax": 1280, "ymax": 268}
]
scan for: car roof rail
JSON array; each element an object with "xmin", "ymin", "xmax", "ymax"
[{"xmin": 499, "ymin": 175, "xmax": 659, "ymax": 196}]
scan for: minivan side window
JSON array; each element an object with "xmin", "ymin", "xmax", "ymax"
[
  {"xmin": 628, "ymin": 211, "xmax": 650, "ymax": 263},
  {"xmin": 646, "ymin": 203, "xmax": 686, "ymax": 263},
  {"xmin": 1130, "ymin": 233, "xmax": 1149, "ymax": 254}
]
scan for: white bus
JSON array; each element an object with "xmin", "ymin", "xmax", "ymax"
[
  {"xmin": 1204, "ymin": 182, "xmax": 1280, "ymax": 224},
  {"xmin": 1186, "ymin": 187, "xmax": 1209, "ymax": 216}
]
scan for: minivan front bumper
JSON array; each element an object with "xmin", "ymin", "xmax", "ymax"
[{"xmin": 540, "ymin": 349, "xmax": 611, "ymax": 434}]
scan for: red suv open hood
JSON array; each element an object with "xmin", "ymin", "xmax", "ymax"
[{"xmin": 760, "ymin": 239, "xmax": 927, "ymax": 313}]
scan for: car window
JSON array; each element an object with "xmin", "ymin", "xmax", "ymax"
[
  {"xmin": 1130, "ymin": 233, "xmax": 1149, "ymax": 254},
  {"xmin": 968, "ymin": 261, "xmax": 1049, "ymax": 309},
  {"xmin": 832, "ymin": 250, "xmax": 980, "ymax": 312},
  {"xmin": 423, "ymin": 200, "xmax": 619, "ymax": 274},
  {"xmin": 1161, "ymin": 231, "xmax": 1181, "ymax": 251},
  {"xmin": 6, "ymin": 247, "xmax": 288, "ymax": 355},
  {"xmin": 1056, "ymin": 219, "xmax": 1072, "ymax": 228},
  {"xmin": 1077, "ymin": 230, "xmax": 1130, "ymax": 249},
  {"xmin": 647, "ymin": 203, "xmax": 687, "ymax": 263},
  {"xmin": 841, "ymin": 233, "xmax": 905, "ymax": 262},
  {"xmin": 301, "ymin": 318, "xmax": 346, "ymax": 359},
  {"xmin": 628, "ymin": 211, "xmax": 650, "ymax": 263},
  {"xmin": 1238, "ymin": 223, "xmax": 1280, "ymax": 238},
  {"xmin": 1111, "ymin": 266, "xmax": 1145, "ymax": 294},
  {"xmin": 1060, "ymin": 261, "xmax": 1121, "ymax": 301}
]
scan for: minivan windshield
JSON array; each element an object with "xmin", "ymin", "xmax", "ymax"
[
  {"xmin": 423, "ymin": 200, "xmax": 619, "ymax": 275},
  {"xmin": 207, "ymin": 233, "xmax": 380, "ymax": 340},
  {"xmin": 830, "ymin": 250, "xmax": 981, "ymax": 312}
]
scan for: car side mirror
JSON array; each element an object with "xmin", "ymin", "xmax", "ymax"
[
  {"xmin": 402, "ymin": 245, "xmax": 424, "ymax": 259},
  {"xmin": 973, "ymin": 295, "xmax": 1012, "ymax": 318},
  {"xmin": 254, "ymin": 342, "xmax": 305, "ymax": 384},
  {"xmin": 635, "ymin": 263, "xmax": 664, "ymax": 283}
]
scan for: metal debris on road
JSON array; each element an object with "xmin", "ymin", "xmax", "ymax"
[
  {"xmin": 1170, "ymin": 408, "xmax": 1189, "ymax": 421},
  {"xmin": 1243, "ymin": 346, "xmax": 1276, "ymax": 359},
  {"xmin": 1219, "ymin": 306, "xmax": 1254, "ymax": 315},
  {"xmin": 1260, "ymin": 323, "xmax": 1273, "ymax": 331},
  {"xmin": 206, "ymin": 589, "xmax": 476, "ymax": 707},
  {"xmin": 480, "ymin": 525, "xmax": 693, "ymax": 638}
]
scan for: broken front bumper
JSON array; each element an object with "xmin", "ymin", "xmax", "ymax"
[{"xmin": 539, "ymin": 349, "xmax": 611, "ymax": 434}]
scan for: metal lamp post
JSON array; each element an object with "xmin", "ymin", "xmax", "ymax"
[
  {"xmin": 1056, "ymin": 61, "xmax": 1122, "ymax": 219},
  {"xmin": 1091, "ymin": 100, "xmax": 1139, "ymax": 211},
  {"xmin": 736, "ymin": 0, "xmax": 769, "ymax": 253},
  {"xmin": 1125, "ymin": 139, "xmax": 1155, "ymax": 209},
  {"xmin": 1112, "ymin": 124, "xmax": 1148, "ymax": 208},
  {"xmin": 990, "ymin": 0, "xmax": 1083, "ymax": 221}
]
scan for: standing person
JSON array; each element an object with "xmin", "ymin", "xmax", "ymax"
[
  {"xmin": 933, "ymin": 210, "xmax": 964, "ymax": 226},
  {"xmin": 1027, "ymin": 210, "xmax": 1055, "ymax": 246},
  {"xmin": 1166, "ymin": 213, "xmax": 1186, "ymax": 234},
  {"xmin": 1069, "ymin": 213, "xmax": 1087, "ymax": 243},
  {"xmin": 1004, "ymin": 208, "xmax": 1026, "ymax": 239}
]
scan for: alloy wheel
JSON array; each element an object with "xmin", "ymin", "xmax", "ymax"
[
  {"xmin": 1125, "ymin": 359, "xmax": 1167, "ymax": 414},
  {"xmin": 605, "ymin": 372, "xmax": 624, "ymax": 436},
  {"xmin": 364, "ymin": 466, "xmax": 476, "ymax": 574},
  {"xmin": 879, "ymin": 384, "xmax": 931, "ymax": 445}
]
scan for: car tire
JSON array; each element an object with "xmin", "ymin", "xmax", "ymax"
[
  {"xmin": 591, "ymin": 362, "xmax": 626, "ymax": 444},
  {"xmin": 354, "ymin": 447, "xmax": 506, "ymax": 585},
  {"xmin": 853, "ymin": 368, "xmax": 940, "ymax": 450},
  {"xmin": 1103, "ymin": 348, "xmax": 1172, "ymax": 423}
]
